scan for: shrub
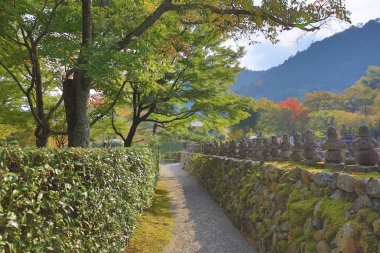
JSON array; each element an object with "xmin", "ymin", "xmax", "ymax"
[
  {"xmin": 161, "ymin": 152, "xmax": 182, "ymax": 163},
  {"xmin": 0, "ymin": 147, "xmax": 159, "ymax": 252}
]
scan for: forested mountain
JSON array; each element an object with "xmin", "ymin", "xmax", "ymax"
[{"xmin": 233, "ymin": 19, "xmax": 380, "ymax": 101}]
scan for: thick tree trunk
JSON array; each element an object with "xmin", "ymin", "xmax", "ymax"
[
  {"xmin": 124, "ymin": 121, "xmax": 139, "ymax": 147},
  {"xmin": 63, "ymin": 0, "xmax": 92, "ymax": 147},
  {"xmin": 35, "ymin": 124, "xmax": 50, "ymax": 148},
  {"xmin": 63, "ymin": 78, "xmax": 91, "ymax": 147}
]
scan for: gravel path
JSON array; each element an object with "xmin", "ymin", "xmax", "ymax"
[{"xmin": 160, "ymin": 163, "xmax": 257, "ymax": 253}]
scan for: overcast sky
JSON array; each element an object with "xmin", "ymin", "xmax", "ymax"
[{"xmin": 234, "ymin": 0, "xmax": 380, "ymax": 71}]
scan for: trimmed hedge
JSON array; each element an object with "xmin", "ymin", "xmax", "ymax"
[
  {"xmin": 161, "ymin": 152, "xmax": 182, "ymax": 163},
  {"xmin": 0, "ymin": 147, "xmax": 159, "ymax": 252}
]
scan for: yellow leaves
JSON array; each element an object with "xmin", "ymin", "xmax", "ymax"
[{"xmin": 159, "ymin": 34, "xmax": 192, "ymax": 58}]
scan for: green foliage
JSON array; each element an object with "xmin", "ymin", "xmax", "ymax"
[
  {"xmin": 357, "ymin": 65, "xmax": 380, "ymax": 89},
  {"xmin": 0, "ymin": 147, "xmax": 159, "ymax": 252}
]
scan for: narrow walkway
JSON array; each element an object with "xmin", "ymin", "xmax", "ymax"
[{"xmin": 160, "ymin": 163, "xmax": 257, "ymax": 253}]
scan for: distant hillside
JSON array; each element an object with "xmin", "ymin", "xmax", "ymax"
[{"xmin": 233, "ymin": 19, "xmax": 380, "ymax": 101}]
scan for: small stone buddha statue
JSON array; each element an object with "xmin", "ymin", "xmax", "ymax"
[
  {"xmin": 303, "ymin": 129, "xmax": 321, "ymax": 162},
  {"xmin": 254, "ymin": 138, "xmax": 264, "ymax": 161},
  {"xmin": 321, "ymin": 126, "xmax": 347, "ymax": 164},
  {"xmin": 290, "ymin": 132, "xmax": 304, "ymax": 161},
  {"xmin": 351, "ymin": 125, "xmax": 379, "ymax": 166},
  {"xmin": 280, "ymin": 134, "xmax": 292, "ymax": 160},
  {"xmin": 238, "ymin": 139, "xmax": 248, "ymax": 158},
  {"xmin": 247, "ymin": 139, "xmax": 255, "ymax": 159},
  {"xmin": 229, "ymin": 140, "xmax": 238, "ymax": 157},
  {"xmin": 262, "ymin": 138, "xmax": 271, "ymax": 161},
  {"xmin": 270, "ymin": 136, "xmax": 281, "ymax": 160}
]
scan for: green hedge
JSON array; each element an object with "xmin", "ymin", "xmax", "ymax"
[
  {"xmin": 161, "ymin": 152, "xmax": 182, "ymax": 163},
  {"xmin": 0, "ymin": 147, "xmax": 159, "ymax": 252}
]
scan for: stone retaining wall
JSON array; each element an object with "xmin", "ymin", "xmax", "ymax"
[{"xmin": 181, "ymin": 152, "xmax": 380, "ymax": 253}]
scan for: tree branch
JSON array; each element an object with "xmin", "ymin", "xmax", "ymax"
[
  {"xmin": 89, "ymin": 81, "xmax": 127, "ymax": 126},
  {"xmin": 111, "ymin": 110, "xmax": 126, "ymax": 141}
]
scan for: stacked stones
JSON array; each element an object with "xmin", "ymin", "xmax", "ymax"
[{"xmin": 187, "ymin": 124, "xmax": 380, "ymax": 171}]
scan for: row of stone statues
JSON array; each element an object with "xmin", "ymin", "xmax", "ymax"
[{"xmin": 186, "ymin": 125, "xmax": 379, "ymax": 168}]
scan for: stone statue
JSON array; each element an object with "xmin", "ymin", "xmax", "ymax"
[
  {"xmin": 247, "ymin": 139, "xmax": 255, "ymax": 160},
  {"xmin": 254, "ymin": 138, "xmax": 264, "ymax": 161},
  {"xmin": 238, "ymin": 139, "xmax": 248, "ymax": 158},
  {"xmin": 303, "ymin": 129, "xmax": 321, "ymax": 162},
  {"xmin": 340, "ymin": 124, "xmax": 348, "ymax": 140},
  {"xmin": 229, "ymin": 140, "xmax": 238, "ymax": 157},
  {"xmin": 213, "ymin": 140, "xmax": 220, "ymax": 155},
  {"xmin": 290, "ymin": 132, "xmax": 304, "ymax": 161},
  {"xmin": 262, "ymin": 138, "xmax": 271, "ymax": 161},
  {"xmin": 321, "ymin": 126, "xmax": 347, "ymax": 164},
  {"xmin": 269, "ymin": 136, "xmax": 280, "ymax": 160},
  {"xmin": 351, "ymin": 125, "xmax": 379, "ymax": 166},
  {"xmin": 344, "ymin": 150, "xmax": 355, "ymax": 165},
  {"xmin": 218, "ymin": 141, "xmax": 224, "ymax": 155},
  {"xmin": 280, "ymin": 134, "xmax": 292, "ymax": 160}
]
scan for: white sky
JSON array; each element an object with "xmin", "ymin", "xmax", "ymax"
[{"xmin": 234, "ymin": 0, "xmax": 380, "ymax": 71}]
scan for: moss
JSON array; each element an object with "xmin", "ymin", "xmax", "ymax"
[
  {"xmin": 124, "ymin": 181, "xmax": 173, "ymax": 253},
  {"xmin": 277, "ymin": 240, "xmax": 288, "ymax": 252},
  {"xmin": 265, "ymin": 161, "xmax": 380, "ymax": 179},
  {"xmin": 355, "ymin": 208, "xmax": 380, "ymax": 227},
  {"xmin": 289, "ymin": 198, "xmax": 316, "ymax": 226},
  {"xmin": 287, "ymin": 188, "xmax": 313, "ymax": 208},
  {"xmin": 321, "ymin": 198, "xmax": 352, "ymax": 241},
  {"xmin": 304, "ymin": 240, "xmax": 317, "ymax": 251}
]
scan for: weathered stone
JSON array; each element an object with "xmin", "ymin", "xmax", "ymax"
[
  {"xmin": 301, "ymin": 170, "xmax": 315, "ymax": 183},
  {"xmin": 328, "ymin": 173, "xmax": 338, "ymax": 190},
  {"xmin": 295, "ymin": 179, "xmax": 303, "ymax": 189},
  {"xmin": 321, "ymin": 126, "xmax": 347, "ymax": 164},
  {"xmin": 366, "ymin": 178, "xmax": 380, "ymax": 199},
  {"xmin": 313, "ymin": 217, "xmax": 323, "ymax": 230},
  {"xmin": 303, "ymin": 129, "xmax": 321, "ymax": 162},
  {"xmin": 280, "ymin": 134, "xmax": 292, "ymax": 160},
  {"xmin": 278, "ymin": 232, "xmax": 288, "ymax": 240},
  {"xmin": 313, "ymin": 230, "xmax": 324, "ymax": 241},
  {"xmin": 316, "ymin": 240, "xmax": 331, "ymax": 253},
  {"xmin": 313, "ymin": 200, "xmax": 323, "ymax": 217},
  {"xmin": 262, "ymin": 138, "xmax": 271, "ymax": 161},
  {"xmin": 335, "ymin": 223, "xmax": 357, "ymax": 253},
  {"xmin": 353, "ymin": 178, "xmax": 368, "ymax": 196},
  {"xmin": 287, "ymin": 168, "xmax": 302, "ymax": 181},
  {"xmin": 270, "ymin": 136, "xmax": 281, "ymax": 160},
  {"xmin": 344, "ymin": 151, "xmax": 355, "ymax": 165},
  {"xmin": 351, "ymin": 125, "xmax": 379, "ymax": 166},
  {"xmin": 373, "ymin": 219, "xmax": 380, "ymax": 238},
  {"xmin": 330, "ymin": 189, "xmax": 344, "ymax": 200},
  {"xmin": 314, "ymin": 173, "xmax": 332, "ymax": 187},
  {"xmin": 353, "ymin": 195, "xmax": 372, "ymax": 212},
  {"xmin": 337, "ymin": 174, "xmax": 355, "ymax": 193},
  {"xmin": 304, "ymin": 217, "xmax": 313, "ymax": 231},
  {"xmin": 372, "ymin": 199, "xmax": 380, "ymax": 212},
  {"xmin": 280, "ymin": 221, "xmax": 292, "ymax": 232},
  {"xmin": 290, "ymin": 132, "xmax": 304, "ymax": 161}
]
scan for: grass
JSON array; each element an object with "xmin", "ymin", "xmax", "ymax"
[
  {"xmin": 266, "ymin": 161, "xmax": 380, "ymax": 179},
  {"xmin": 124, "ymin": 181, "xmax": 173, "ymax": 253}
]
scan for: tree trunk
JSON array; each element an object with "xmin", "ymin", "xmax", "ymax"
[
  {"xmin": 124, "ymin": 121, "xmax": 140, "ymax": 147},
  {"xmin": 63, "ymin": 0, "xmax": 92, "ymax": 147},
  {"xmin": 35, "ymin": 124, "xmax": 50, "ymax": 148},
  {"xmin": 63, "ymin": 77, "xmax": 91, "ymax": 147}
]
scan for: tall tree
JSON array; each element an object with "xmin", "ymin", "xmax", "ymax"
[
  {"xmin": 0, "ymin": 0, "xmax": 78, "ymax": 146},
  {"xmin": 106, "ymin": 25, "xmax": 252, "ymax": 146},
  {"xmin": 1, "ymin": 0, "xmax": 350, "ymax": 147},
  {"xmin": 68, "ymin": 0, "xmax": 350, "ymax": 147}
]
